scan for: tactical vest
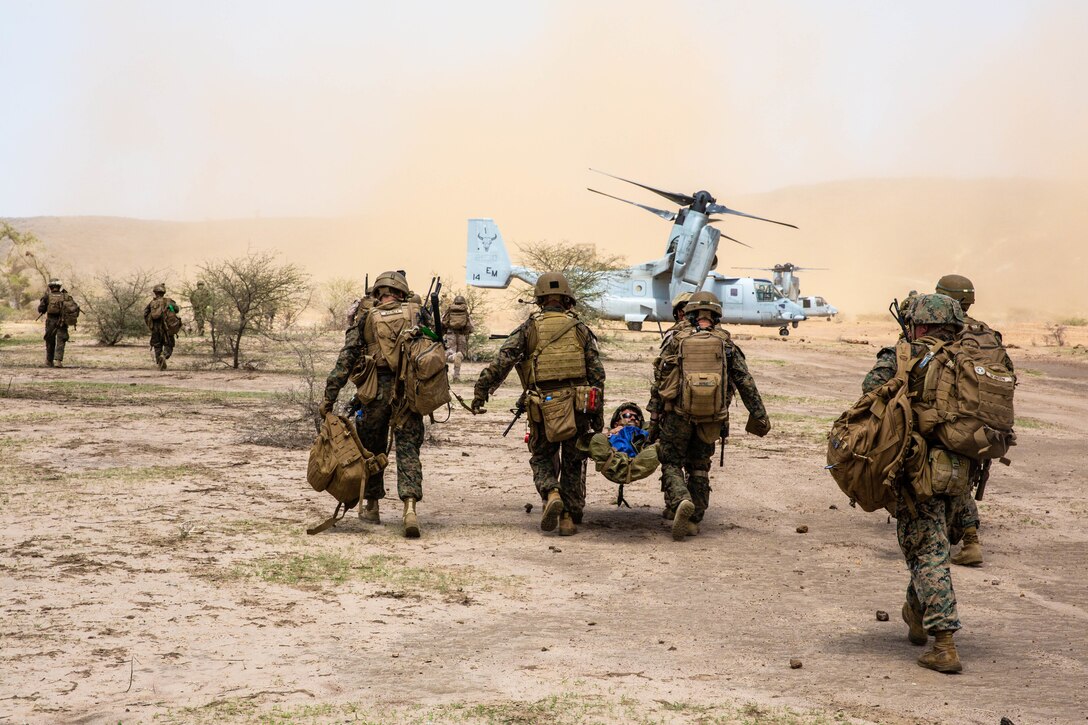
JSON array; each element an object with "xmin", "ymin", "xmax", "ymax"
[
  {"xmin": 364, "ymin": 300, "xmax": 421, "ymax": 370},
  {"xmin": 519, "ymin": 311, "xmax": 587, "ymax": 388},
  {"xmin": 673, "ymin": 328, "xmax": 731, "ymax": 423},
  {"xmin": 446, "ymin": 304, "xmax": 470, "ymax": 331}
]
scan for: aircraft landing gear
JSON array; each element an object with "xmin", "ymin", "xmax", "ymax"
[
  {"xmin": 626, "ymin": 321, "xmax": 643, "ymax": 332},
  {"xmin": 779, "ymin": 326, "xmax": 790, "ymax": 337},
  {"xmin": 791, "ymin": 321, "xmax": 799, "ymax": 328}
]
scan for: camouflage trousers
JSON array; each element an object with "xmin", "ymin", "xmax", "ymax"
[
  {"xmin": 954, "ymin": 494, "xmax": 981, "ymax": 532},
  {"xmin": 193, "ymin": 310, "xmax": 207, "ymax": 336},
  {"xmin": 44, "ymin": 319, "xmax": 69, "ymax": 363},
  {"xmin": 149, "ymin": 326, "xmax": 175, "ymax": 360},
  {"xmin": 445, "ymin": 331, "xmax": 468, "ymax": 378},
  {"xmin": 354, "ymin": 372, "xmax": 424, "ymax": 502},
  {"xmin": 657, "ymin": 413, "xmax": 715, "ymax": 523},
  {"xmin": 528, "ymin": 415, "xmax": 590, "ymax": 522},
  {"xmin": 896, "ymin": 489, "xmax": 972, "ymax": 633}
]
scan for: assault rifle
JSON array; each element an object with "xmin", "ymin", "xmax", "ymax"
[
  {"xmin": 503, "ymin": 393, "xmax": 526, "ymax": 437},
  {"xmin": 889, "ymin": 298, "xmax": 909, "ymax": 339},
  {"xmin": 426, "ymin": 276, "xmax": 444, "ymax": 341}
]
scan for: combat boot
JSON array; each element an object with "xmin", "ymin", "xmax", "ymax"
[
  {"xmin": 46, "ymin": 357, "xmax": 54, "ymax": 367},
  {"xmin": 54, "ymin": 359, "xmax": 64, "ymax": 368},
  {"xmin": 157, "ymin": 353, "xmax": 167, "ymax": 371},
  {"xmin": 952, "ymin": 527, "xmax": 983, "ymax": 567},
  {"xmin": 681, "ymin": 521, "xmax": 699, "ymax": 537},
  {"xmin": 902, "ymin": 602, "xmax": 927, "ymax": 646},
  {"xmin": 672, "ymin": 499, "xmax": 696, "ymax": 541},
  {"xmin": 558, "ymin": 511, "xmax": 577, "ymax": 536},
  {"xmin": 917, "ymin": 630, "xmax": 962, "ymax": 673},
  {"xmin": 402, "ymin": 497, "xmax": 420, "ymax": 538},
  {"xmin": 541, "ymin": 489, "xmax": 563, "ymax": 532},
  {"xmin": 359, "ymin": 498, "xmax": 380, "ymax": 524}
]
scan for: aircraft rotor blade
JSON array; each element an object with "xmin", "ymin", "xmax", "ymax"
[
  {"xmin": 587, "ymin": 188, "xmax": 676, "ymax": 221},
  {"xmin": 589, "ymin": 168, "xmax": 694, "ymax": 207},
  {"xmin": 706, "ymin": 204, "xmax": 798, "ymax": 229},
  {"xmin": 714, "ymin": 229, "xmax": 752, "ymax": 249},
  {"xmin": 735, "ymin": 266, "xmax": 776, "ymax": 271}
]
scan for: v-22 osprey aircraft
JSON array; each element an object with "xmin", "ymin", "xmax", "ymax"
[{"xmin": 465, "ymin": 171, "xmax": 808, "ymax": 335}]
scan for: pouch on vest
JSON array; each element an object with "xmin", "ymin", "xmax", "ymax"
[
  {"xmin": 911, "ymin": 447, "xmax": 973, "ymax": 501},
  {"xmin": 350, "ymin": 355, "xmax": 379, "ymax": 405},
  {"xmin": 540, "ymin": 387, "xmax": 577, "ymax": 442},
  {"xmin": 574, "ymin": 385, "xmax": 603, "ymax": 415}
]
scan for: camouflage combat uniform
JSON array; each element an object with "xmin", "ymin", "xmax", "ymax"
[
  {"xmin": 649, "ymin": 325, "xmax": 766, "ymax": 523},
  {"xmin": 37, "ymin": 288, "xmax": 72, "ymax": 366},
  {"xmin": 472, "ymin": 303, "xmax": 606, "ymax": 521},
  {"xmin": 862, "ymin": 310, "xmax": 971, "ymax": 636},
  {"xmin": 323, "ymin": 300, "xmax": 425, "ymax": 503},
  {"xmin": 189, "ymin": 283, "xmax": 212, "ymax": 336},
  {"xmin": 144, "ymin": 294, "xmax": 180, "ymax": 363},
  {"xmin": 442, "ymin": 299, "xmax": 474, "ymax": 380}
]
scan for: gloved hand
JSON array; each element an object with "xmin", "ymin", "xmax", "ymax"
[
  {"xmin": 471, "ymin": 396, "xmax": 487, "ymax": 414},
  {"xmin": 745, "ymin": 413, "xmax": 771, "ymax": 437},
  {"xmin": 318, "ymin": 400, "xmax": 332, "ymax": 418}
]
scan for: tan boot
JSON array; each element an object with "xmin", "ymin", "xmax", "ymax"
[
  {"xmin": 672, "ymin": 499, "xmax": 696, "ymax": 541},
  {"xmin": 402, "ymin": 498, "xmax": 420, "ymax": 538},
  {"xmin": 359, "ymin": 498, "xmax": 380, "ymax": 524},
  {"xmin": 952, "ymin": 527, "xmax": 983, "ymax": 567},
  {"xmin": 902, "ymin": 602, "xmax": 927, "ymax": 646},
  {"xmin": 558, "ymin": 511, "xmax": 577, "ymax": 536},
  {"xmin": 681, "ymin": 521, "xmax": 699, "ymax": 537},
  {"xmin": 917, "ymin": 630, "xmax": 962, "ymax": 673},
  {"xmin": 54, "ymin": 360, "xmax": 64, "ymax": 368},
  {"xmin": 541, "ymin": 490, "xmax": 563, "ymax": 532}
]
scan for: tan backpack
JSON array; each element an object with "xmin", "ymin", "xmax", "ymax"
[
  {"xmin": 46, "ymin": 291, "xmax": 66, "ymax": 316},
  {"xmin": 913, "ymin": 334, "xmax": 1016, "ymax": 461},
  {"xmin": 673, "ymin": 330, "xmax": 730, "ymax": 423},
  {"xmin": 148, "ymin": 297, "xmax": 167, "ymax": 321},
  {"xmin": 446, "ymin": 304, "xmax": 470, "ymax": 330},
  {"xmin": 826, "ymin": 341, "xmax": 915, "ymax": 512},
  {"xmin": 400, "ymin": 334, "xmax": 452, "ymax": 416},
  {"xmin": 306, "ymin": 413, "xmax": 388, "ymax": 535},
  {"xmin": 163, "ymin": 299, "xmax": 182, "ymax": 335},
  {"xmin": 62, "ymin": 296, "xmax": 81, "ymax": 326}
]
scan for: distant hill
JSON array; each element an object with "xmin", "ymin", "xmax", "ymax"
[{"xmin": 5, "ymin": 177, "xmax": 1085, "ymax": 319}]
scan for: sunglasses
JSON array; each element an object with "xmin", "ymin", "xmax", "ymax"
[{"xmin": 619, "ymin": 411, "xmax": 641, "ymax": 421}]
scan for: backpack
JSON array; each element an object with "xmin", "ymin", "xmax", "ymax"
[
  {"xmin": 163, "ymin": 301, "xmax": 183, "ymax": 336},
  {"xmin": 306, "ymin": 413, "xmax": 388, "ymax": 535},
  {"xmin": 674, "ymin": 330, "xmax": 730, "ymax": 423},
  {"xmin": 400, "ymin": 333, "xmax": 452, "ymax": 416},
  {"xmin": 62, "ymin": 296, "xmax": 81, "ymax": 326},
  {"xmin": 46, "ymin": 291, "xmax": 66, "ymax": 316},
  {"xmin": 826, "ymin": 341, "xmax": 915, "ymax": 512},
  {"xmin": 913, "ymin": 334, "xmax": 1016, "ymax": 461},
  {"xmin": 446, "ymin": 304, "xmax": 470, "ymax": 331},
  {"xmin": 149, "ymin": 297, "xmax": 167, "ymax": 321}
]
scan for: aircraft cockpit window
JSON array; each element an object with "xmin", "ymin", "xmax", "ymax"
[
  {"xmin": 730, "ymin": 288, "xmax": 739, "ymax": 297},
  {"xmin": 755, "ymin": 283, "xmax": 781, "ymax": 302},
  {"xmin": 803, "ymin": 298, "xmax": 811, "ymax": 308},
  {"xmin": 816, "ymin": 297, "xmax": 826, "ymax": 306}
]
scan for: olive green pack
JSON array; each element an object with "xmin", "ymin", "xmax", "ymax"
[
  {"xmin": 914, "ymin": 335, "xmax": 1016, "ymax": 461},
  {"xmin": 826, "ymin": 341, "xmax": 915, "ymax": 512},
  {"xmin": 306, "ymin": 413, "xmax": 388, "ymax": 535}
]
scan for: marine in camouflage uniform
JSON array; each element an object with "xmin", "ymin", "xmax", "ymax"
[
  {"xmin": 320, "ymin": 270, "xmax": 426, "ymax": 538},
  {"xmin": 862, "ymin": 292, "xmax": 971, "ymax": 673},
  {"xmin": 442, "ymin": 294, "xmax": 474, "ymax": 381},
  {"xmin": 471, "ymin": 272, "xmax": 605, "ymax": 536},
  {"xmin": 648, "ymin": 291, "xmax": 770, "ymax": 541},
  {"xmin": 143, "ymin": 284, "xmax": 180, "ymax": 371},
  {"xmin": 37, "ymin": 279, "xmax": 74, "ymax": 367},
  {"xmin": 189, "ymin": 281, "xmax": 212, "ymax": 336}
]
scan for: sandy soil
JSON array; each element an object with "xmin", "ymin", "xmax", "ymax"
[{"xmin": 1, "ymin": 319, "xmax": 1086, "ymax": 724}]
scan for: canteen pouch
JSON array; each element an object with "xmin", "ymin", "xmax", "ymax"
[
  {"xmin": 540, "ymin": 387, "xmax": 577, "ymax": 443},
  {"xmin": 350, "ymin": 355, "xmax": 379, "ymax": 405},
  {"xmin": 912, "ymin": 447, "xmax": 973, "ymax": 501}
]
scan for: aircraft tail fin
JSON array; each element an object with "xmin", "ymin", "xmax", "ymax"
[{"xmin": 466, "ymin": 218, "xmax": 513, "ymax": 288}]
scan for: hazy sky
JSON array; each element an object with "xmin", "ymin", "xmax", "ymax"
[{"xmin": 2, "ymin": 0, "xmax": 1086, "ymax": 221}]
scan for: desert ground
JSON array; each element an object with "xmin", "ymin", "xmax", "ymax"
[{"xmin": 1, "ymin": 317, "xmax": 1086, "ymax": 724}]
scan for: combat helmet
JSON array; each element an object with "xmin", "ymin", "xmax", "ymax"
[
  {"xmin": 370, "ymin": 270, "xmax": 410, "ymax": 300},
  {"xmin": 671, "ymin": 291, "xmax": 693, "ymax": 320},
  {"xmin": 533, "ymin": 272, "xmax": 576, "ymax": 304},
  {"xmin": 935, "ymin": 274, "xmax": 975, "ymax": 310},
  {"xmin": 453, "ymin": 294, "xmax": 466, "ymax": 305},
  {"xmin": 905, "ymin": 293, "xmax": 964, "ymax": 328},
  {"xmin": 48, "ymin": 278, "xmax": 62, "ymax": 288},
  {"xmin": 685, "ymin": 291, "xmax": 723, "ymax": 318},
  {"xmin": 609, "ymin": 401, "xmax": 645, "ymax": 429},
  {"xmin": 153, "ymin": 283, "xmax": 166, "ymax": 295}
]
